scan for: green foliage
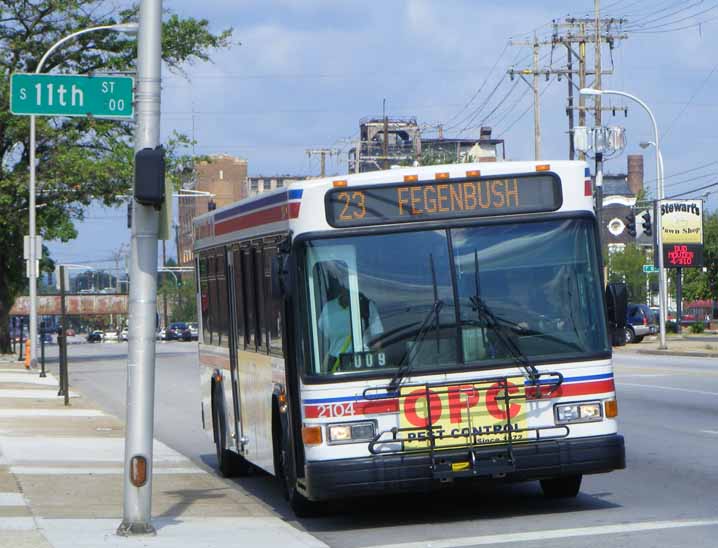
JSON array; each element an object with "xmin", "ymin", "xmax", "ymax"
[
  {"xmin": 608, "ymin": 244, "xmax": 648, "ymax": 303},
  {"xmin": 0, "ymin": 1, "xmax": 232, "ymax": 352},
  {"xmin": 690, "ymin": 321, "xmax": 705, "ymax": 334}
]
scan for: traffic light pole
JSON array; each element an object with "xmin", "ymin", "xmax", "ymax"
[{"xmin": 118, "ymin": 0, "xmax": 162, "ymax": 536}]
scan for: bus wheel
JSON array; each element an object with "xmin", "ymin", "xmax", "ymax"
[
  {"xmin": 540, "ymin": 475, "xmax": 582, "ymax": 498},
  {"xmin": 280, "ymin": 438, "xmax": 324, "ymax": 517},
  {"xmin": 212, "ymin": 388, "xmax": 250, "ymax": 477}
]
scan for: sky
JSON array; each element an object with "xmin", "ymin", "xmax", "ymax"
[{"xmin": 46, "ymin": 0, "xmax": 718, "ymax": 269}]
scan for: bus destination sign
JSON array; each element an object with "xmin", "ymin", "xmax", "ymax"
[{"xmin": 325, "ymin": 174, "xmax": 562, "ymax": 227}]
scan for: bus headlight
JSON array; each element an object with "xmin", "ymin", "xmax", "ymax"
[
  {"xmin": 554, "ymin": 402, "xmax": 602, "ymax": 424},
  {"xmin": 327, "ymin": 421, "xmax": 376, "ymax": 445}
]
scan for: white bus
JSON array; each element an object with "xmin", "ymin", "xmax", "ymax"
[{"xmin": 193, "ymin": 160, "xmax": 626, "ymax": 516}]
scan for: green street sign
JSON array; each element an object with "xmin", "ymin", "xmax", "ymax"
[
  {"xmin": 643, "ymin": 264, "xmax": 658, "ymax": 273},
  {"xmin": 10, "ymin": 73, "xmax": 134, "ymax": 118}
]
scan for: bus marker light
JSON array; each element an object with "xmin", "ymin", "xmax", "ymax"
[
  {"xmin": 451, "ymin": 461, "xmax": 470, "ymax": 472},
  {"xmin": 333, "ymin": 180, "xmax": 348, "ymax": 188},
  {"xmin": 466, "ymin": 170, "xmax": 481, "ymax": 177},
  {"xmin": 403, "ymin": 174, "xmax": 419, "ymax": 182},
  {"xmin": 585, "ymin": 179, "xmax": 592, "ymax": 196},
  {"xmin": 536, "ymin": 164, "xmax": 551, "ymax": 171},
  {"xmin": 129, "ymin": 455, "xmax": 147, "ymax": 487},
  {"xmin": 605, "ymin": 399, "xmax": 618, "ymax": 418},
  {"xmin": 278, "ymin": 392, "xmax": 287, "ymax": 406},
  {"xmin": 302, "ymin": 425, "xmax": 323, "ymax": 445},
  {"xmin": 435, "ymin": 172, "xmax": 450, "ymax": 180}
]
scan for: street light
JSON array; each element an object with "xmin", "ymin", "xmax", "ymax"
[
  {"xmin": 27, "ymin": 22, "xmax": 138, "ymax": 369},
  {"xmin": 580, "ymin": 88, "xmax": 668, "ymax": 349}
]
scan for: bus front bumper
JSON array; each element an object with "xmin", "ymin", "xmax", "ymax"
[{"xmin": 301, "ymin": 434, "xmax": 625, "ymax": 501}]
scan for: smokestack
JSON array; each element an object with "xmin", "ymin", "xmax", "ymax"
[{"xmin": 627, "ymin": 154, "xmax": 644, "ymax": 196}]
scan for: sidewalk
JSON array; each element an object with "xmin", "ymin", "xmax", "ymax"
[
  {"xmin": 614, "ymin": 333, "xmax": 718, "ymax": 358},
  {"xmin": 0, "ymin": 356, "xmax": 327, "ymax": 548}
]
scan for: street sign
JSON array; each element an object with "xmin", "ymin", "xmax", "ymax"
[
  {"xmin": 10, "ymin": 73, "xmax": 133, "ymax": 118},
  {"xmin": 643, "ymin": 264, "xmax": 657, "ymax": 273}
]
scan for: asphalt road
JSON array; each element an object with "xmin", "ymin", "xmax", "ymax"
[{"xmin": 41, "ymin": 342, "xmax": 718, "ymax": 548}]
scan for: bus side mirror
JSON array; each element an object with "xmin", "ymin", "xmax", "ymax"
[
  {"xmin": 606, "ymin": 282, "xmax": 628, "ymax": 346},
  {"xmin": 271, "ymin": 255, "xmax": 290, "ymax": 299}
]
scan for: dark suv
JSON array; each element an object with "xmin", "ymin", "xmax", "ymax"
[{"xmin": 625, "ymin": 303, "xmax": 656, "ymax": 343}]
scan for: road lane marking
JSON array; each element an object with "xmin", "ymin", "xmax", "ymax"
[
  {"xmin": 0, "ymin": 409, "xmax": 104, "ymax": 418},
  {"xmin": 619, "ymin": 374, "xmax": 671, "ymax": 378},
  {"xmin": 701, "ymin": 430, "xmax": 718, "ymax": 435},
  {"xmin": 0, "ymin": 517, "xmax": 36, "ymax": 530},
  {"xmin": 0, "ymin": 492, "xmax": 26, "ymax": 506},
  {"xmin": 616, "ymin": 382, "xmax": 718, "ymax": 396},
  {"xmin": 360, "ymin": 519, "xmax": 718, "ymax": 548},
  {"xmin": 0, "ymin": 390, "xmax": 78, "ymax": 399},
  {"xmin": 9, "ymin": 466, "xmax": 206, "ymax": 475},
  {"xmin": 0, "ymin": 373, "xmax": 57, "ymax": 385}
]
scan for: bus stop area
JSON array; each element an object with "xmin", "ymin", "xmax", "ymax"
[
  {"xmin": 614, "ymin": 333, "xmax": 718, "ymax": 358},
  {"xmin": 0, "ymin": 356, "xmax": 327, "ymax": 548}
]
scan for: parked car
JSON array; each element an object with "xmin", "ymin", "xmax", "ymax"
[
  {"xmin": 156, "ymin": 328, "xmax": 167, "ymax": 341},
  {"xmin": 181, "ymin": 322, "xmax": 199, "ymax": 341},
  {"xmin": 625, "ymin": 303, "xmax": 657, "ymax": 343},
  {"xmin": 166, "ymin": 322, "xmax": 188, "ymax": 341},
  {"xmin": 103, "ymin": 330, "xmax": 119, "ymax": 342},
  {"xmin": 87, "ymin": 330, "xmax": 103, "ymax": 343},
  {"xmin": 65, "ymin": 328, "xmax": 76, "ymax": 337},
  {"xmin": 120, "ymin": 328, "xmax": 128, "ymax": 341}
]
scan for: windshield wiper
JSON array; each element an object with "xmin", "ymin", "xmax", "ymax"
[
  {"xmin": 469, "ymin": 294, "xmax": 539, "ymax": 384},
  {"xmin": 387, "ymin": 298, "xmax": 443, "ymax": 392}
]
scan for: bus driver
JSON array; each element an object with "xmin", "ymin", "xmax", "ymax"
[{"xmin": 318, "ymin": 283, "xmax": 384, "ymax": 373}]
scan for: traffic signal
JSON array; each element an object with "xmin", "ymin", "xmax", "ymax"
[
  {"xmin": 625, "ymin": 212, "xmax": 637, "ymax": 237},
  {"xmin": 641, "ymin": 212, "xmax": 652, "ymax": 236},
  {"xmin": 134, "ymin": 146, "xmax": 165, "ymax": 207}
]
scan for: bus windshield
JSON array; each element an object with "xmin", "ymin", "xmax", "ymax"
[{"xmin": 300, "ymin": 217, "xmax": 608, "ymax": 379}]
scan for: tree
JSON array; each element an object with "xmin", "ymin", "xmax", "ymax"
[
  {"xmin": 0, "ymin": 1, "xmax": 232, "ymax": 352},
  {"xmin": 608, "ymin": 244, "xmax": 647, "ymax": 303}
]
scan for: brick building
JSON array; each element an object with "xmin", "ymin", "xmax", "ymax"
[{"xmin": 177, "ymin": 155, "xmax": 248, "ymax": 267}]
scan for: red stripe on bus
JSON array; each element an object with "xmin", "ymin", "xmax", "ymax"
[
  {"xmin": 215, "ymin": 202, "xmax": 301, "ymax": 235},
  {"xmin": 302, "ymin": 380, "xmax": 615, "ymax": 418}
]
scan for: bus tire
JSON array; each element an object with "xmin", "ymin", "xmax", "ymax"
[
  {"xmin": 212, "ymin": 384, "xmax": 251, "ymax": 478},
  {"xmin": 278, "ymin": 428, "xmax": 324, "ymax": 517},
  {"xmin": 540, "ymin": 474, "xmax": 582, "ymax": 498}
]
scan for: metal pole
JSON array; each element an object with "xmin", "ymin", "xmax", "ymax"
[
  {"xmin": 18, "ymin": 318, "xmax": 24, "ymax": 362},
  {"xmin": 58, "ymin": 266, "xmax": 66, "ymax": 397},
  {"xmin": 595, "ymin": 151, "xmax": 604, "ymax": 252},
  {"xmin": 532, "ymin": 34, "xmax": 541, "ymax": 160},
  {"xmin": 40, "ymin": 321, "xmax": 46, "ymax": 377},
  {"xmin": 29, "ymin": 114, "xmax": 37, "ymax": 369},
  {"xmin": 118, "ymin": 0, "xmax": 162, "ymax": 536},
  {"xmin": 676, "ymin": 267, "xmax": 683, "ymax": 335}
]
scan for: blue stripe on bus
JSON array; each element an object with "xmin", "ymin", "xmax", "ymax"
[
  {"xmin": 585, "ymin": 167, "xmax": 591, "ymax": 177},
  {"xmin": 301, "ymin": 373, "xmax": 614, "ymax": 404},
  {"xmin": 215, "ymin": 189, "xmax": 304, "ymax": 221}
]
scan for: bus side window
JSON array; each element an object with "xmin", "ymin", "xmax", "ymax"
[
  {"xmin": 199, "ymin": 254, "xmax": 210, "ymax": 345},
  {"xmin": 264, "ymin": 246, "xmax": 282, "ymax": 356},
  {"xmin": 254, "ymin": 246, "xmax": 267, "ymax": 353},
  {"xmin": 242, "ymin": 248, "xmax": 257, "ymax": 349},
  {"xmin": 207, "ymin": 254, "xmax": 217, "ymax": 345},
  {"xmin": 216, "ymin": 250, "xmax": 229, "ymax": 348},
  {"xmin": 232, "ymin": 245, "xmax": 246, "ymax": 350}
]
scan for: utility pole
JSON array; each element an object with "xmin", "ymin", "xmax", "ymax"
[
  {"xmin": 594, "ymin": 0, "xmax": 604, "ymax": 251},
  {"xmin": 118, "ymin": 0, "xmax": 162, "ymax": 536},
  {"xmin": 508, "ymin": 35, "xmax": 546, "ymax": 160},
  {"xmin": 161, "ymin": 240, "xmax": 168, "ymax": 329},
  {"xmin": 305, "ymin": 148, "xmax": 339, "ymax": 177}
]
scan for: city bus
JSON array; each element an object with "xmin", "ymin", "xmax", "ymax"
[{"xmin": 193, "ymin": 160, "xmax": 626, "ymax": 516}]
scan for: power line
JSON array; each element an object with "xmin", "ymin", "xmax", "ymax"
[{"xmin": 666, "ymin": 181, "xmax": 718, "ymax": 198}]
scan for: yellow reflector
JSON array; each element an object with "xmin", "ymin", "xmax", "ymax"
[
  {"xmin": 277, "ymin": 392, "xmax": 287, "ymax": 406},
  {"xmin": 302, "ymin": 425, "xmax": 323, "ymax": 445},
  {"xmin": 605, "ymin": 399, "xmax": 618, "ymax": 418},
  {"xmin": 333, "ymin": 180, "xmax": 348, "ymax": 187},
  {"xmin": 536, "ymin": 164, "xmax": 551, "ymax": 171},
  {"xmin": 466, "ymin": 170, "xmax": 481, "ymax": 177},
  {"xmin": 129, "ymin": 455, "xmax": 147, "ymax": 487},
  {"xmin": 404, "ymin": 174, "xmax": 419, "ymax": 182},
  {"xmin": 451, "ymin": 461, "xmax": 470, "ymax": 472},
  {"xmin": 435, "ymin": 172, "xmax": 450, "ymax": 180}
]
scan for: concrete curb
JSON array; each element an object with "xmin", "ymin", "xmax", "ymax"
[{"xmin": 633, "ymin": 349, "xmax": 718, "ymax": 359}]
